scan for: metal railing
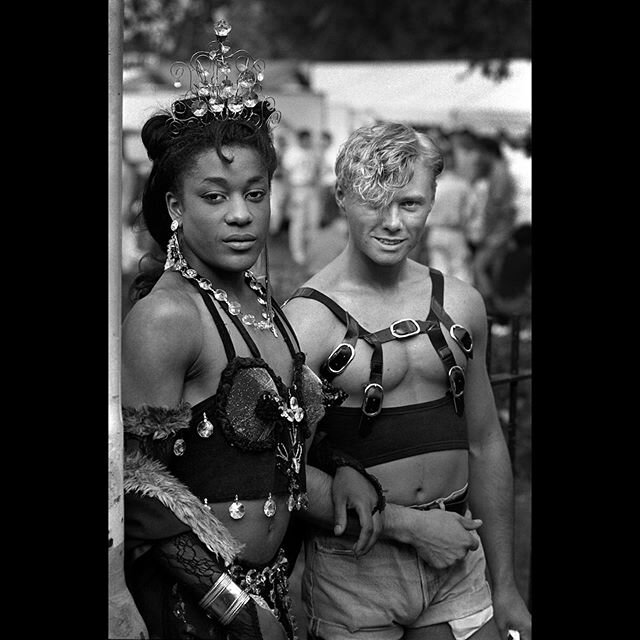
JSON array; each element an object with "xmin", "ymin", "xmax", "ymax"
[
  {"xmin": 486, "ymin": 312, "xmax": 532, "ymax": 611},
  {"xmin": 487, "ymin": 313, "xmax": 532, "ymax": 462}
]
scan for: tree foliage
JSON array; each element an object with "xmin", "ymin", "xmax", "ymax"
[{"xmin": 123, "ymin": 0, "xmax": 531, "ymax": 80}]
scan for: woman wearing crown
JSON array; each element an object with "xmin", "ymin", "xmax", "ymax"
[{"xmin": 121, "ymin": 20, "xmax": 384, "ymax": 640}]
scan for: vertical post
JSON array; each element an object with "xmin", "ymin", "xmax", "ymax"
[{"xmin": 108, "ymin": 1, "xmax": 148, "ymax": 637}]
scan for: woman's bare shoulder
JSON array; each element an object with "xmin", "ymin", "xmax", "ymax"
[{"xmin": 122, "ymin": 282, "xmax": 203, "ymax": 358}]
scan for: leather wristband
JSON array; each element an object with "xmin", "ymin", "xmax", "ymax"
[
  {"xmin": 199, "ymin": 573, "xmax": 251, "ymax": 625},
  {"xmin": 309, "ymin": 436, "xmax": 387, "ymax": 514},
  {"xmin": 333, "ymin": 455, "xmax": 386, "ymax": 515}
]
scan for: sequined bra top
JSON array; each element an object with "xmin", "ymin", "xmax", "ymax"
[
  {"xmin": 166, "ymin": 282, "xmax": 327, "ymax": 509},
  {"xmin": 288, "ymin": 268, "xmax": 474, "ymax": 467}
]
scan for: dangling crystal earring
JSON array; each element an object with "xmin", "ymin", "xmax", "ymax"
[{"xmin": 164, "ymin": 219, "xmax": 182, "ymax": 270}]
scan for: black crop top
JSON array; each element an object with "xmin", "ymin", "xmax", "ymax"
[
  {"xmin": 288, "ymin": 268, "xmax": 473, "ymax": 467},
  {"xmin": 167, "ymin": 279, "xmax": 326, "ymax": 507}
]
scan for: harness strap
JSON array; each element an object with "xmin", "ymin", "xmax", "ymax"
[
  {"xmin": 426, "ymin": 269, "xmax": 465, "ymax": 415},
  {"xmin": 271, "ymin": 297, "xmax": 302, "ymax": 354},
  {"xmin": 362, "ymin": 318, "xmax": 438, "ymax": 344},
  {"xmin": 427, "ymin": 267, "xmax": 445, "ymax": 322},
  {"xmin": 358, "ymin": 332, "xmax": 384, "ymax": 436},
  {"xmin": 288, "ymin": 287, "xmax": 351, "ymax": 325},
  {"xmin": 289, "ymin": 276, "xmax": 468, "ymax": 419},
  {"xmin": 320, "ymin": 314, "xmax": 361, "ymax": 382},
  {"xmin": 288, "ymin": 287, "xmax": 366, "ymax": 382}
]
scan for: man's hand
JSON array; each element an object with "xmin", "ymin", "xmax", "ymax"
[
  {"xmin": 491, "ymin": 585, "xmax": 531, "ymax": 640},
  {"xmin": 383, "ymin": 504, "xmax": 482, "ymax": 569},
  {"xmin": 332, "ymin": 465, "xmax": 383, "ymax": 556}
]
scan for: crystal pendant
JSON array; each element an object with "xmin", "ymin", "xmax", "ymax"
[
  {"xmin": 173, "ymin": 438, "xmax": 186, "ymax": 456},
  {"xmin": 287, "ymin": 494, "xmax": 296, "ymax": 512},
  {"xmin": 229, "ymin": 495, "xmax": 245, "ymax": 520},
  {"xmin": 263, "ymin": 493, "xmax": 277, "ymax": 518},
  {"xmin": 228, "ymin": 96, "xmax": 244, "ymax": 113},
  {"xmin": 197, "ymin": 412, "xmax": 214, "ymax": 438},
  {"xmin": 209, "ymin": 96, "xmax": 225, "ymax": 113},
  {"xmin": 238, "ymin": 70, "xmax": 256, "ymax": 89},
  {"xmin": 214, "ymin": 19, "xmax": 232, "ymax": 37},
  {"xmin": 173, "ymin": 80, "xmax": 182, "ymax": 88},
  {"xmin": 243, "ymin": 92, "xmax": 259, "ymax": 108},
  {"xmin": 219, "ymin": 79, "xmax": 234, "ymax": 99},
  {"xmin": 203, "ymin": 498, "xmax": 211, "ymax": 511},
  {"xmin": 191, "ymin": 100, "xmax": 208, "ymax": 117}
]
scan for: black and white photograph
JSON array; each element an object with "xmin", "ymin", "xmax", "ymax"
[{"xmin": 108, "ymin": 2, "xmax": 532, "ymax": 638}]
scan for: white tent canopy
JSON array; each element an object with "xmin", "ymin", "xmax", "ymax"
[{"xmin": 307, "ymin": 59, "xmax": 531, "ymax": 136}]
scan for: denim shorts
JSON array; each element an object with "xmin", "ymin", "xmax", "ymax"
[{"xmin": 301, "ymin": 513, "xmax": 493, "ymax": 640}]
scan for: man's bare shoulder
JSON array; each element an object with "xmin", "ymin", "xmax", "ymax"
[
  {"xmin": 439, "ymin": 272, "xmax": 487, "ymax": 330},
  {"xmin": 283, "ymin": 269, "xmax": 347, "ymax": 355}
]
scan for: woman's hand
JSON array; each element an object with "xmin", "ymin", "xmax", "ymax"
[
  {"xmin": 255, "ymin": 605, "xmax": 288, "ymax": 640},
  {"xmin": 331, "ymin": 465, "xmax": 383, "ymax": 556}
]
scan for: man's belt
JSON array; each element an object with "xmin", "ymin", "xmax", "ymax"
[{"xmin": 410, "ymin": 488, "xmax": 468, "ymax": 516}]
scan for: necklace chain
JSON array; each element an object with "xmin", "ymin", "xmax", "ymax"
[{"xmin": 165, "ymin": 233, "xmax": 278, "ymax": 336}]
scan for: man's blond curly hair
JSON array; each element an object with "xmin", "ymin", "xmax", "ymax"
[{"xmin": 335, "ymin": 122, "xmax": 444, "ymax": 209}]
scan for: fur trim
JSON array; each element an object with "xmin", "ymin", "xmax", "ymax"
[
  {"xmin": 122, "ymin": 402, "xmax": 192, "ymax": 440},
  {"xmin": 124, "ymin": 450, "xmax": 243, "ymax": 564}
]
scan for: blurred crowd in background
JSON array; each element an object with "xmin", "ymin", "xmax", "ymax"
[{"xmin": 121, "ymin": 122, "xmax": 531, "ymax": 330}]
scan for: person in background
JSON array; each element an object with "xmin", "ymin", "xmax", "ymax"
[
  {"xmin": 282, "ymin": 129, "xmax": 321, "ymax": 266},
  {"xmin": 269, "ymin": 131, "xmax": 291, "ymax": 236},
  {"xmin": 476, "ymin": 223, "xmax": 532, "ymax": 327},
  {"xmin": 471, "ymin": 136, "xmax": 517, "ymax": 303},
  {"xmin": 318, "ymin": 130, "xmax": 340, "ymax": 228},
  {"xmin": 420, "ymin": 141, "xmax": 475, "ymax": 283},
  {"xmin": 501, "ymin": 128, "xmax": 531, "ymax": 230},
  {"xmin": 284, "ymin": 121, "xmax": 531, "ymax": 640},
  {"xmin": 121, "ymin": 21, "xmax": 383, "ymax": 640}
]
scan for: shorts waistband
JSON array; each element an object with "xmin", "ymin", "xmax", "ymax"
[{"xmin": 409, "ymin": 484, "xmax": 469, "ymax": 516}]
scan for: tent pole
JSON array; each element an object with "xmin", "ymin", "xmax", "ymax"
[{"xmin": 108, "ymin": 0, "xmax": 148, "ymax": 637}]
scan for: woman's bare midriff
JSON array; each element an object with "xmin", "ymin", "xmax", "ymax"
[
  {"xmin": 367, "ymin": 449, "xmax": 469, "ymax": 506},
  {"xmin": 206, "ymin": 493, "xmax": 292, "ymax": 565}
]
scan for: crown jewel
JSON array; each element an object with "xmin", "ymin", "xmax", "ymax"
[{"xmin": 168, "ymin": 19, "xmax": 280, "ymax": 134}]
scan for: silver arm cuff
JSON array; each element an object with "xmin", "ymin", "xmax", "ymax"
[{"xmin": 198, "ymin": 573, "xmax": 251, "ymax": 625}]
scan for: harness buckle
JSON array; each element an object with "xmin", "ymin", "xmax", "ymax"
[
  {"xmin": 361, "ymin": 383, "xmax": 384, "ymax": 418},
  {"xmin": 449, "ymin": 323, "xmax": 473, "ymax": 356},
  {"xmin": 389, "ymin": 318, "xmax": 420, "ymax": 339},
  {"xmin": 448, "ymin": 365, "xmax": 465, "ymax": 398},
  {"xmin": 326, "ymin": 342, "xmax": 356, "ymax": 375}
]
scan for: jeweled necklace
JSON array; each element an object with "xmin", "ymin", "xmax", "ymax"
[{"xmin": 165, "ymin": 232, "xmax": 278, "ymax": 336}]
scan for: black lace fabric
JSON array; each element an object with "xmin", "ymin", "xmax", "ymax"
[
  {"xmin": 153, "ymin": 531, "xmax": 227, "ymax": 598},
  {"xmin": 152, "ymin": 531, "xmax": 268, "ymax": 638}
]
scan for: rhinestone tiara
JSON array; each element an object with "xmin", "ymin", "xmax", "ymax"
[{"xmin": 167, "ymin": 19, "xmax": 281, "ymax": 134}]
